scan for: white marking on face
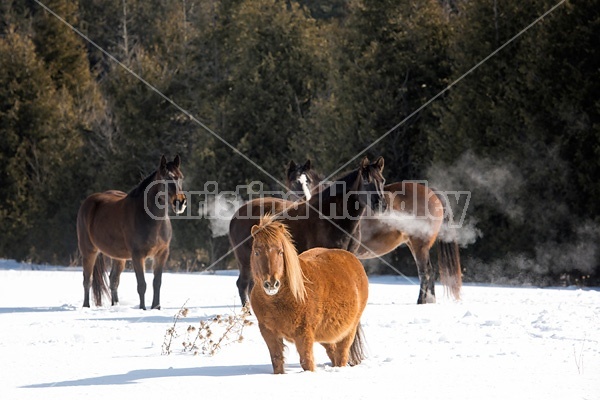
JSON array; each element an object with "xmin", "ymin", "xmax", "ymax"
[
  {"xmin": 299, "ymin": 173, "xmax": 311, "ymax": 201},
  {"xmin": 175, "ymin": 202, "xmax": 187, "ymax": 214}
]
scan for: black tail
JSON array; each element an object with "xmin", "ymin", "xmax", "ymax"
[
  {"xmin": 438, "ymin": 241, "xmax": 462, "ymax": 300},
  {"xmin": 435, "ymin": 190, "xmax": 462, "ymax": 300},
  {"xmin": 348, "ymin": 323, "xmax": 367, "ymax": 366},
  {"xmin": 92, "ymin": 255, "xmax": 109, "ymax": 306}
]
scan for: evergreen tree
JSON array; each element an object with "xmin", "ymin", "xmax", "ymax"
[
  {"xmin": 0, "ymin": 29, "xmax": 83, "ymax": 261},
  {"xmin": 298, "ymin": 0, "xmax": 452, "ymax": 180},
  {"xmin": 217, "ymin": 0, "xmax": 326, "ymax": 190},
  {"xmin": 433, "ymin": 0, "xmax": 600, "ymax": 283}
]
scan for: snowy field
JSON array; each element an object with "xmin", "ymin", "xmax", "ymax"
[{"xmin": 0, "ymin": 259, "xmax": 598, "ymax": 400}]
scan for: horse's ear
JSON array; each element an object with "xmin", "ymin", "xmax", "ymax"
[
  {"xmin": 303, "ymin": 159, "xmax": 311, "ymax": 171},
  {"xmin": 287, "ymin": 160, "xmax": 296, "ymax": 174},
  {"xmin": 159, "ymin": 155, "xmax": 167, "ymax": 173},
  {"xmin": 174, "ymin": 154, "xmax": 181, "ymax": 168},
  {"xmin": 360, "ymin": 156, "xmax": 370, "ymax": 169},
  {"xmin": 251, "ymin": 225, "xmax": 260, "ymax": 237},
  {"xmin": 373, "ymin": 156, "xmax": 384, "ymax": 172}
]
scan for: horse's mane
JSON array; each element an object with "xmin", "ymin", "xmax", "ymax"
[
  {"xmin": 253, "ymin": 214, "xmax": 307, "ymax": 303},
  {"xmin": 128, "ymin": 170, "xmax": 159, "ymax": 198}
]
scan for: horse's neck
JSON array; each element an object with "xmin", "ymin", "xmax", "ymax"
[
  {"xmin": 314, "ymin": 170, "xmax": 364, "ymax": 218},
  {"xmin": 128, "ymin": 171, "xmax": 170, "ymax": 220},
  {"xmin": 129, "ymin": 170, "xmax": 158, "ymax": 197}
]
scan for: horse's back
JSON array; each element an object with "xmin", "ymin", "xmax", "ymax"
[
  {"xmin": 229, "ymin": 197, "xmax": 294, "ymax": 245},
  {"xmin": 77, "ymin": 191, "xmax": 128, "ymax": 230},
  {"xmin": 300, "ymin": 247, "xmax": 368, "ymax": 299},
  {"xmin": 384, "ymin": 181, "xmax": 443, "ymax": 219}
]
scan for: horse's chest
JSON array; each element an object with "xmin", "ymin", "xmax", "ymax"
[{"xmin": 254, "ymin": 299, "xmax": 302, "ymax": 334}]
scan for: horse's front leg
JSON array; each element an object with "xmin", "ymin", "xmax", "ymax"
[
  {"xmin": 258, "ymin": 323, "xmax": 285, "ymax": 374},
  {"xmin": 151, "ymin": 249, "xmax": 169, "ymax": 310},
  {"xmin": 131, "ymin": 254, "xmax": 147, "ymax": 310},
  {"xmin": 295, "ymin": 333, "xmax": 316, "ymax": 372},
  {"xmin": 109, "ymin": 259, "xmax": 126, "ymax": 306}
]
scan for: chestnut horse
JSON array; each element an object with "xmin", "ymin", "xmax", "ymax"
[
  {"xmin": 77, "ymin": 155, "xmax": 187, "ymax": 309},
  {"xmin": 286, "ymin": 160, "xmax": 461, "ymax": 304},
  {"xmin": 250, "ymin": 214, "xmax": 368, "ymax": 374},
  {"xmin": 229, "ymin": 157, "xmax": 386, "ymax": 306}
]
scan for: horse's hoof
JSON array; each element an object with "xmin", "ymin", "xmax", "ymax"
[{"xmin": 151, "ymin": 305, "xmax": 161, "ymax": 310}]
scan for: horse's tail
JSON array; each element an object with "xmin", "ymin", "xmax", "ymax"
[
  {"xmin": 438, "ymin": 241, "xmax": 461, "ymax": 300},
  {"xmin": 348, "ymin": 323, "xmax": 367, "ymax": 366},
  {"xmin": 435, "ymin": 190, "xmax": 462, "ymax": 300},
  {"xmin": 92, "ymin": 255, "xmax": 109, "ymax": 306}
]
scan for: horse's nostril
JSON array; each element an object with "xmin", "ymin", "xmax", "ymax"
[
  {"xmin": 263, "ymin": 281, "xmax": 270, "ymax": 290},
  {"xmin": 274, "ymin": 280, "xmax": 280, "ymax": 289}
]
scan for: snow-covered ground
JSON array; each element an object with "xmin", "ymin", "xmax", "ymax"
[{"xmin": 0, "ymin": 259, "xmax": 598, "ymax": 400}]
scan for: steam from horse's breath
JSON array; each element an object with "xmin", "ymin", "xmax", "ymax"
[
  {"xmin": 202, "ymin": 194, "xmax": 244, "ymax": 238},
  {"xmin": 429, "ymin": 151, "xmax": 599, "ymax": 281}
]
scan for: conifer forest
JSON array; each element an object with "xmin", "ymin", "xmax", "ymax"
[{"xmin": 1, "ymin": 0, "xmax": 598, "ymax": 285}]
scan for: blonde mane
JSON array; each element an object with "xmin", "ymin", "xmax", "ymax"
[{"xmin": 252, "ymin": 214, "xmax": 307, "ymax": 302}]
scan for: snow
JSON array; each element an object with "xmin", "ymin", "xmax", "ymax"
[{"xmin": 0, "ymin": 259, "xmax": 598, "ymax": 400}]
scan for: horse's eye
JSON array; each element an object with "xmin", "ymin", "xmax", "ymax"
[
  {"xmin": 254, "ymin": 250, "xmax": 259, "ymax": 256},
  {"xmin": 278, "ymin": 249, "xmax": 283, "ymax": 255}
]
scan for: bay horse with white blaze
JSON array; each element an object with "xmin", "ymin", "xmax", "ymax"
[
  {"xmin": 77, "ymin": 155, "xmax": 186, "ymax": 309},
  {"xmin": 229, "ymin": 156, "xmax": 386, "ymax": 307},
  {"xmin": 286, "ymin": 159, "xmax": 461, "ymax": 304},
  {"xmin": 250, "ymin": 214, "xmax": 368, "ymax": 374}
]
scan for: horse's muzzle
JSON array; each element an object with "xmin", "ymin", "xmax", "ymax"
[
  {"xmin": 263, "ymin": 280, "xmax": 280, "ymax": 296},
  {"xmin": 172, "ymin": 194, "xmax": 187, "ymax": 214}
]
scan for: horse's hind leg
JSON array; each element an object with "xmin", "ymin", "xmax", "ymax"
[
  {"xmin": 409, "ymin": 240, "xmax": 436, "ymax": 304},
  {"xmin": 82, "ymin": 252, "xmax": 98, "ymax": 308},
  {"xmin": 109, "ymin": 259, "xmax": 126, "ymax": 305},
  {"xmin": 322, "ymin": 343, "xmax": 339, "ymax": 366},
  {"xmin": 331, "ymin": 333, "xmax": 355, "ymax": 367}
]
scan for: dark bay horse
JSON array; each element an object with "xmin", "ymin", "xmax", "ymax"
[
  {"xmin": 229, "ymin": 156, "xmax": 386, "ymax": 306},
  {"xmin": 286, "ymin": 160, "xmax": 461, "ymax": 304},
  {"xmin": 250, "ymin": 214, "xmax": 368, "ymax": 373},
  {"xmin": 77, "ymin": 155, "xmax": 186, "ymax": 309}
]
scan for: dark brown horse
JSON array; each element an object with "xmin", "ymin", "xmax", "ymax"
[
  {"xmin": 286, "ymin": 160, "xmax": 461, "ymax": 304},
  {"xmin": 229, "ymin": 156, "xmax": 386, "ymax": 306},
  {"xmin": 77, "ymin": 155, "xmax": 186, "ymax": 309},
  {"xmin": 250, "ymin": 214, "xmax": 368, "ymax": 374}
]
